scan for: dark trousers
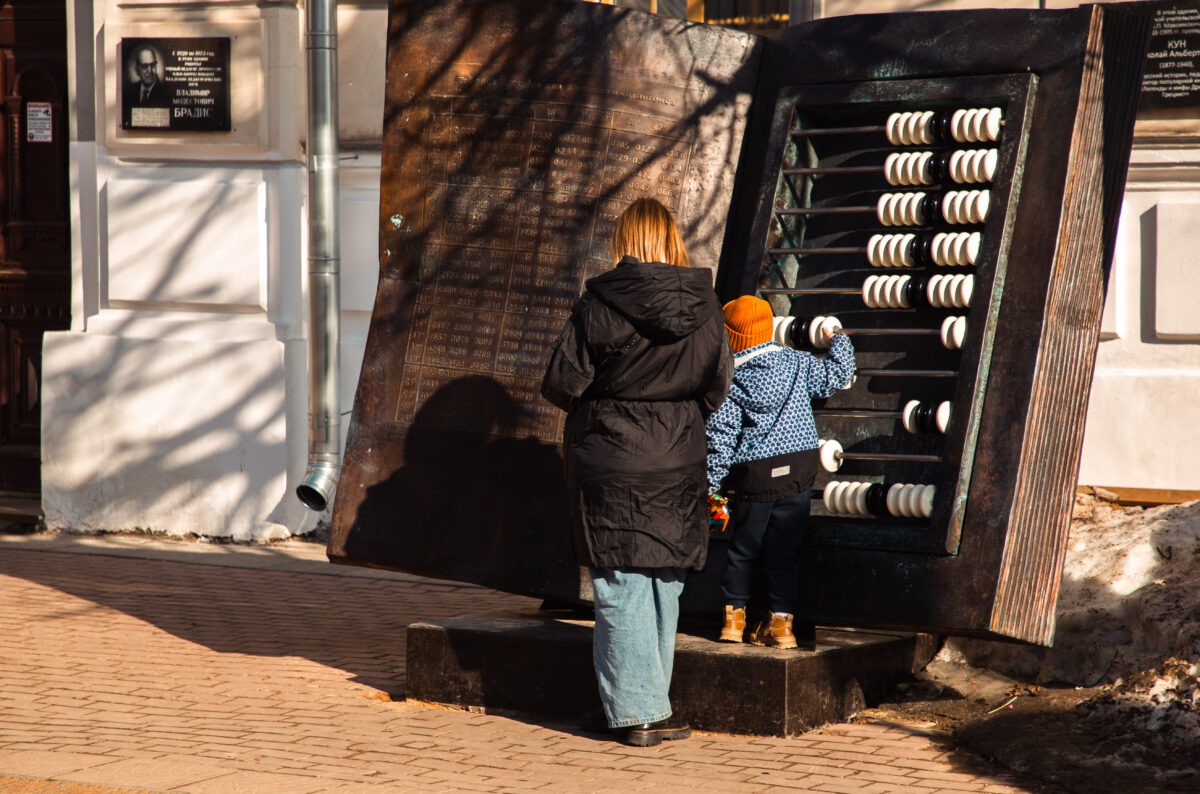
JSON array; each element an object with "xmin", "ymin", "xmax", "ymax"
[{"xmin": 720, "ymin": 489, "xmax": 810, "ymax": 615}]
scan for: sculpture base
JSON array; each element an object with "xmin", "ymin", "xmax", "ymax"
[{"xmin": 406, "ymin": 610, "xmax": 937, "ymax": 736}]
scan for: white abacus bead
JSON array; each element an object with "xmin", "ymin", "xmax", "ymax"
[
  {"xmin": 820, "ymin": 315, "xmax": 842, "ymax": 346},
  {"xmin": 869, "ymin": 275, "xmax": 888, "ymax": 308},
  {"xmin": 926, "ymin": 274, "xmax": 944, "ymax": 308},
  {"xmin": 862, "ymin": 275, "xmax": 879, "ymax": 307},
  {"xmin": 930, "ymin": 232, "xmax": 951, "ymax": 266},
  {"xmin": 951, "ymin": 149, "xmax": 999, "ymax": 183},
  {"xmin": 807, "ymin": 316, "xmax": 825, "ymax": 347},
  {"xmin": 983, "ymin": 107, "xmax": 1002, "ymax": 141},
  {"xmin": 818, "ymin": 439, "xmax": 843, "ymax": 473},
  {"xmin": 940, "ymin": 315, "xmax": 966, "ymax": 349},
  {"xmin": 964, "ymin": 231, "xmax": 982, "ymax": 265},
  {"xmin": 875, "ymin": 275, "xmax": 893, "ymax": 307},
  {"xmin": 950, "ymin": 108, "xmax": 970, "ymax": 142},
  {"xmin": 886, "ymin": 112, "xmax": 905, "ymax": 146},
  {"xmin": 931, "ymin": 232, "xmax": 978, "ymax": 266},
  {"xmin": 940, "ymin": 276, "xmax": 958, "ymax": 308},
  {"xmin": 877, "ymin": 192, "xmax": 927, "ymax": 226},
  {"xmin": 772, "ymin": 315, "xmax": 795, "ymax": 348},
  {"xmin": 969, "ymin": 190, "xmax": 991, "ymax": 223},
  {"xmin": 867, "ymin": 234, "xmax": 885, "ymax": 265},
  {"xmin": 889, "ymin": 234, "xmax": 914, "ymax": 266},
  {"xmin": 823, "ymin": 481, "xmax": 844, "ymax": 513},
  {"xmin": 853, "ymin": 482, "xmax": 870, "ymax": 514},
  {"xmin": 866, "ymin": 274, "xmax": 911, "ymax": 309},
  {"xmin": 902, "ymin": 399, "xmax": 921, "ymax": 433},
  {"xmin": 809, "ymin": 316, "xmax": 841, "ymax": 349},
  {"xmin": 919, "ymin": 110, "xmax": 936, "ymax": 144},
  {"xmin": 825, "ymin": 481, "xmax": 871, "ymax": 515},
  {"xmin": 886, "ymin": 152, "xmax": 933, "ymax": 186},
  {"xmin": 905, "ymin": 484, "xmax": 924, "ymax": 518},
  {"xmin": 876, "ymin": 194, "xmax": 896, "ymax": 226},
  {"xmin": 952, "ymin": 316, "xmax": 967, "ymax": 348},
  {"xmin": 903, "ymin": 113, "xmax": 922, "ymax": 145},
  {"xmin": 955, "ymin": 274, "xmax": 974, "ymax": 307},
  {"xmin": 909, "ymin": 152, "xmax": 930, "ymax": 184},
  {"xmin": 950, "ymin": 107, "xmax": 1004, "ymax": 143},
  {"xmin": 942, "ymin": 190, "xmax": 990, "ymax": 224},
  {"xmin": 884, "ymin": 152, "xmax": 903, "ymax": 185},
  {"xmin": 948, "ymin": 150, "xmax": 969, "ymax": 182},
  {"xmin": 953, "ymin": 232, "xmax": 974, "ymax": 265},
  {"xmin": 886, "ymin": 484, "xmax": 904, "ymax": 517},
  {"xmin": 867, "ymin": 233, "xmax": 914, "ymax": 267},
  {"xmin": 936, "ymin": 400, "xmax": 952, "ymax": 433},
  {"xmin": 919, "ymin": 484, "xmax": 936, "ymax": 518}
]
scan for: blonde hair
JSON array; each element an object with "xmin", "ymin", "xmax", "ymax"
[{"xmin": 610, "ymin": 198, "xmax": 689, "ymax": 268}]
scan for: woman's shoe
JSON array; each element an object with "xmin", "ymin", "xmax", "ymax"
[
  {"xmin": 719, "ymin": 605, "xmax": 746, "ymax": 642},
  {"xmin": 620, "ymin": 715, "xmax": 692, "ymax": 747}
]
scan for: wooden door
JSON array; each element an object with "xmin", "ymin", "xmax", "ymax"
[{"xmin": 0, "ymin": 2, "xmax": 69, "ymax": 493}]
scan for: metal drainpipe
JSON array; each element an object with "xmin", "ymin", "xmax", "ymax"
[{"xmin": 296, "ymin": 0, "xmax": 341, "ymax": 512}]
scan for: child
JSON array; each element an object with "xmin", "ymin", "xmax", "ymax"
[{"xmin": 706, "ymin": 296, "xmax": 855, "ymax": 648}]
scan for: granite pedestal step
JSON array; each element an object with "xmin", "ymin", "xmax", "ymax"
[{"xmin": 406, "ymin": 610, "xmax": 937, "ymax": 736}]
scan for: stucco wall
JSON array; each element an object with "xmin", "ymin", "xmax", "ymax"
[{"xmin": 48, "ymin": 0, "xmax": 384, "ymax": 538}]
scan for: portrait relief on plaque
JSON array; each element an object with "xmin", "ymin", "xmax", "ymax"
[{"xmin": 120, "ymin": 37, "xmax": 232, "ymax": 132}]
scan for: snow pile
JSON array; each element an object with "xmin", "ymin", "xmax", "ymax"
[
  {"xmin": 938, "ymin": 494, "xmax": 1200, "ymax": 687},
  {"xmin": 1080, "ymin": 657, "xmax": 1200, "ymax": 768}
]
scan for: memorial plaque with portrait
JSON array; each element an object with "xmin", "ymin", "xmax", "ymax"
[
  {"xmin": 1139, "ymin": 1, "xmax": 1200, "ymax": 111},
  {"xmin": 121, "ymin": 37, "xmax": 231, "ymax": 131}
]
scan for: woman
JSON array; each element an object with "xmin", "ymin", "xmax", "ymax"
[{"xmin": 541, "ymin": 197, "xmax": 731, "ymax": 747}]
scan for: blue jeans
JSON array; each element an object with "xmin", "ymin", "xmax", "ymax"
[
  {"xmin": 589, "ymin": 566, "xmax": 685, "ymax": 729},
  {"xmin": 721, "ymin": 490, "xmax": 810, "ymax": 615}
]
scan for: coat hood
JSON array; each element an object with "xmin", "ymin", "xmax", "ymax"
[{"xmin": 585, "ymin": 256, "xmax": 718, "ymax": 342}]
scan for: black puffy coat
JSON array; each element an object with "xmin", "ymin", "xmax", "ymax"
[{"xmin": 541, "ymin": 256, "xmax": 732, "ymax": 571}]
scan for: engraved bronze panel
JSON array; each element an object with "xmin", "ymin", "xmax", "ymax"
[{"xmin": 329, "ymin": 0, "xmax": 760, "ymax": 598}]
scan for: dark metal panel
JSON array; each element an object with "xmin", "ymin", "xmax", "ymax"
[
  {"xmin": 723, "ymin": 6, "xmax": 1152, "ymax": 644},
  {"xmin": 328, "ymin": 0, "xmax": 761, "ymax": 599}
]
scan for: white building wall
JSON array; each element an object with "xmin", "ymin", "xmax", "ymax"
[{"xmin": 49, "ymin": 0, "xmax": 384, "ymax": 539}]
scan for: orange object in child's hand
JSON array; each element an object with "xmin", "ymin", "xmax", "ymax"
[{"xmin": 707, "ymin": 493, "xmax": 730, "ymax": 535}]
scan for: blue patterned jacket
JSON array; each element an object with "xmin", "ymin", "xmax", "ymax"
[{"xmin": 706, "ymin": 334, "xmax": 855, "ymax": 494}]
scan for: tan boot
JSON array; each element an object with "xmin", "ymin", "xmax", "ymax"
[
  {"xmin": 749, "ymin": 613, "xmax": 798, "ymax": 650},
  {"xmin": 719, "ymin": 605, "xmax": 746, "ymax": 642}
]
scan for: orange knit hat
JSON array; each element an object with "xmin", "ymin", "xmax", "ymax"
[{"xmin": 723, "ymin": 295, "xmax": 774, "ymax": 353}]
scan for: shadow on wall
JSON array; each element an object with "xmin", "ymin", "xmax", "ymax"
[
  {"xmin": 343, "ymin": 375, "xmax": 579, "ymax": 600},
  {"xmin": 42, "ymin": 177, "xmax": 300, "ymax": 540}
]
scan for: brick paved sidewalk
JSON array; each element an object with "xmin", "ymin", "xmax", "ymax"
[{"xmin": 0, "ymin": 535, "xmax": 1050, "ymax": 793}]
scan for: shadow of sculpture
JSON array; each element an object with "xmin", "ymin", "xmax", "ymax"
[{"xmin": 344, "ymin": 375, "xmax": 580, "ymax": 600}]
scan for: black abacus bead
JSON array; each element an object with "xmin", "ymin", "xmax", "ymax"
[
  {"xmin": 921, "ymin": 193, "xmax": 942, "ymax": 225},
  {"xmin": 928, "ymin": 150, "xmax": 952, "ymax": 183},
  {"xmin": 904, "ymin": 277, "xmax": 926, "ymax": 308},
  {"xmin": 932, "ymin": 111, "xmax": 953, "ymax": 143},
  {"xmin": 866, "ymin": 483, "xmax": 890, "ymax": 516},
  {"xmin": 915, "ymin": 234, "xmax": 934, "ymax": 267},
  {"xmin": 912, "ymin": 402, "xmax": 939, "ymax": 433},
  {"xmin": 793, "ymin": 317, "xmax": 811, "ymax": 348}
]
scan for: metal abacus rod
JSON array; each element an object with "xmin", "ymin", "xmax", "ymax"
[
  {"xmin": 817, "ymin": 438, "xmax": 942, "ymax": 473},
  {"xmin": 765, "ymin": 246, "xmax": 864, "ymax": 256},
  {"xmin": 856, "ymin": 368, "xmax": 957, "ymax": 378},
  {"xmin": 760, "ymin": 287, "xmax": 862, "ymax": 296}
]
